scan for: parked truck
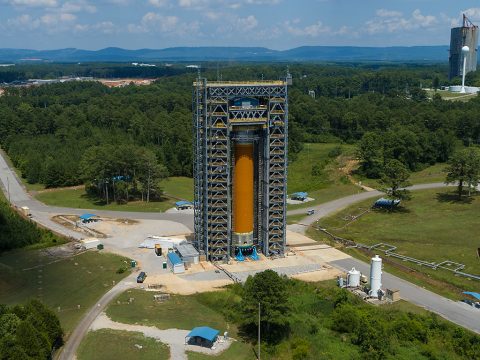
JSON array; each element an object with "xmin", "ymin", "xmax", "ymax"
[{"xmin": 155, "ymin": 244, "xmax": 162, "ymax": 256}]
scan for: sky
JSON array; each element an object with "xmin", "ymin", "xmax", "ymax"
[{"xmin": 1, "ymin": 0, "xmax": 480, "ymax": 50}]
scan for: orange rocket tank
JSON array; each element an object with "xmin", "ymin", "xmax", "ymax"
[{"xmin": 233, "ymin": 143, "xmax": 254, "ymax": 236}]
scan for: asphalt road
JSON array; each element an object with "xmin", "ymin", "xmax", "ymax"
[{"xmin": 56, "ymin": 272, "xmax": 138, "ymax": 360}]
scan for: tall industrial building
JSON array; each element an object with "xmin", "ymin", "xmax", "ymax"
[
  {"xmin": 449, "ymin": 14, "xmax": 479, "ymax": 80},
  {"xmin": 193, "ymin": 79, "xmax": 289, "ymax": 262}
]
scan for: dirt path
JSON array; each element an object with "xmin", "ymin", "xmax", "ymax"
[
  {"xmin": 90, "ymin": 313, "xmax": 233, "ymax": 360},
  {"xmin": 339, "ymin": 159, "xmax": 377, "ymax": 192}
]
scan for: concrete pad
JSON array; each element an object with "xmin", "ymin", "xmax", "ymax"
[
  {"xmin": 145, "ymin": 273, "xmax": 232, "ymax": 295},
  {"xmin": 291, "ymin": 267, "xmax": 342, "ymax": 282},
  {"xmin": 286, "ymin": 230, "xmax": 317, "ymax": 246}
]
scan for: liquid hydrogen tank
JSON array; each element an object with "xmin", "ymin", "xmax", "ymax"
[
  {"xmin": 347, "ymin": 267, "xmax": 360, "ymax": 287},
  {"xmin": 369, "ymin": 255, "xmax": 382, "ymax": 297}
]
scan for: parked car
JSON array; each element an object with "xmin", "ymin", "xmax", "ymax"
[{"xmin": 137, "ymin": 271, "xmax": 147, "ymax": 283}]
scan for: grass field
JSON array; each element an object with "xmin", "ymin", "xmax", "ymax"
[
  {"xmin": 36, "ymin": 187, "xmax": 177, "ymax": 212},
  {"xmin": 160, "ymin": 176, "xmax": 194, "ymax": 201},
  {"xmin": 287, "ymin": 143, "xmax": 360, "ymax": 210},
  {"xmin": 107, "ymin": 290, "xmax": 237, "ymax": 335},
  {"xmin": 0, "ymin": 250, "xmax": 132, "ymax": 334},
  {"xmin": 425, "ymin": 89, "xmax": 477, "ymax": 102},
  {"xmin": 310, "ymin": 188, "xmax": 480, "ymax": 298},
  {"xmin": 353, "ymin": 162, "xmax": 449, "ymax": 189},
  {"xmin": 77, "ymin": 329, "xmax": 169, "ymax": 360},
  {"xmin": 187, "ymin": 341, "xmax": 254, "ymax": 360}
]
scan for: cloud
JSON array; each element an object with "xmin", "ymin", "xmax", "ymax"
[
  {"xmin": 177, "ymin": 0, "xmax": 207, "ymax": 8},
  {"xmin": 148, "ymin": 0, "xmax": 168, "ymax": 7},
  {"xmin": 365, "ymin": 9, "xmax": 437, "ymax": 34},
  {"xmin": 60, "ymin": 0, "xmax": 96, "ymax": 14},
  {"xmin": 128, "ymin": 11, "xmax": 199, "ymax": 35},
  {"xmin": 286, "ymin": 20, "xmax": 330, "ymax": 37},
  {"xmin": 245, "ymin": 0, "xmax": 279, "ymax": 4},
  {"xmin": 376, "ymin": 9, "xmax": 402, "ymax": 18},
  {"xmin": 5, "ymin": 0, "xmax": 58, "ymax": 7},
  {"xmin": 74, "ymin": 21, "xmax": 116, "ymax": 34},
  {"xmin": 462, "ymin": 8, "xmax": 480, "ymax": 22},
  {"xmin": 236, "ymin": 15, "xmax": 257, "ymax": 31}
]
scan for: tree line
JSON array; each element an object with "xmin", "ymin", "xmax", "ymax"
[
  {"xmin": 0, "ymin": 300, "xmax": 63, "ymax": 359},
  {"xmin": 80, "ymin": 144, "xmax": 168, "ymax": 203},
  {"xmin": 0, "ymin": 199, "xmax": 61, "ymax": 252},
  {"xmin": 1, "ymin": 63, "xmax": 480, "ymax": 191}
]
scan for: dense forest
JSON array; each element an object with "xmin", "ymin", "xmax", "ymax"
[
  {"xmin": 0, "ymin": 199, "xmax": 61, "ymax": 252},
  {"xmin": 0, "ymin": 63, "xmax": 479, "ymax": 191},
  {"xmin": 0, "ymin": 300, "xmax": 63, "ymax": 359}
]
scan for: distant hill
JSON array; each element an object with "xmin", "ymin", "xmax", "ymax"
[{"xmin": 0, "ymin": 46, "xmax": 450, "ymax": 63}]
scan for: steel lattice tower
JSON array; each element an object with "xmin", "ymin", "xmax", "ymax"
[{"xmin": 193, "ymin": 79, "xmax": 289, "ymax": 262}]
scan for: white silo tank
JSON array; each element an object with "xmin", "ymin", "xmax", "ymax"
[
  {"xmin": 347, "ymin": 267, "xmax": 361, "ymax": 287},
  {"xmin": 369, "ymin": 255, "xmax": 382, "ymax": 297}
]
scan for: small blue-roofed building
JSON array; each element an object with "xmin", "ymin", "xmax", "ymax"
[
  {"xmin": 185, "ymin": 326, "xmax": 219, "ymax": 348},
  {"xmin": 175, "ymin": 200, "xmax": 193, "ymax": 210},
  {"xmin": 79, "ymin": 213, "xmax": 99, "ymax": 223},
  {"xmin": 291, "ymin": 192, "xmax": 308, "ymax": 201},
  {"xmin": 167, "ymin": 252, "xmax": 185, "ymax": 274}
]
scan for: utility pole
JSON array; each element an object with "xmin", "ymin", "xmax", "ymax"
[
  {"xmin": 258, "ymin": 302, "xmax": 261, "ymax": 360},
  {"xmin": 7, "ymin": 176, "xmax": 11, "ymax": 204}
]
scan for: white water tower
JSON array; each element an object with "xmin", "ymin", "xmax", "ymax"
[
  {"xmin": 461, "ymin": 45, "xmax": 470, "ymax": 93},
  {"xmin": 347, "ymin": 267, "xmax": 361, "ymax": 287},
  {"xmin": 369, "ymin": 255, "xmax": 382, "ymax": 297}
]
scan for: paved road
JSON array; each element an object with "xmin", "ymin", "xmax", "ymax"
[
  {"xmin": 56, "ymin": 272, "xmax": 138, "ymax": 360},
  {"xmin": 288, "ymin": 182, "xmax": 453, "ymax": 229},
  {"xmin": 331, "ymin": 258, "xmax": 480, "ymax": 334}
]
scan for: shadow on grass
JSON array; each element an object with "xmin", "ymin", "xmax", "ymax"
[
  {"xmin": 436, "ymin": 191, "xmax": 474, "ymax": 204},
  {"xmin": 373, "ymin": 206, "xmax": 411, "ymax": 214}
]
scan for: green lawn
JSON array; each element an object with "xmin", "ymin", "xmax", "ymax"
[
  {"xmin": 312, "ymin": 188, "xmax": 480, "ymax": 298},
  {"xmin": 0, "ymin": 250, "xmax": 132, "ymax": 334},
  {"xmin": 354, "ymin": 162, "xmax": 449, "ymax": 189},
  {"xmin": 107, "ymin": 290, "xmax": 237, "ymax": 335},
  {"xmin": 426, "ymin": 89, "xmax": 477, "ymax": 102},
  {"xmin": 187, "ymin": 341, "xmax": 254, "ymax": 360},
  {"xmin": 77, "ymin": 329, "xmax": 169, "ymax": 360},
  {"xmin": 36, "ymin": 187, "xmax": 176, "ymax": 212},
  {"xmin": 160, "ymin": 176, "xmax": 194, "ymax": 201},
  {"xmin": 287, "ymin": 143, "xmax": 359, "ymax": 210}
]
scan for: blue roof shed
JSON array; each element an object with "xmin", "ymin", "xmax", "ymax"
[
  {"xmin": 291, "ymin": 192, "xmax": 308, "ymax": 199},
  {"xmin": 167, "ymin": 252, "xmax": 182, "ymax": 266},
  {"xmin": 79, "ymin": 213, "xmax": 97, "ymax": 221},
  {"xmin": 186, "ymin": 327, "xmax": 219, "ymax": 343},
  {"xmin": 175, "ymin": 200, "xmax": 193, "ymax": 207},
  {"xmin": 463, "ymin": 291, "xmax": 480, "ymax": 300}
]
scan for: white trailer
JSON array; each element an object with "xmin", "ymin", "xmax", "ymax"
[{"xmin": 81, "ymin": 238, "xmax": 101, "ymax": 250}]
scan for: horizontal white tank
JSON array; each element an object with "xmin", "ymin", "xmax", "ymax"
[
  {"xmin": 347, "ymin": 267, "xmax": 361, "ymax": 287},
  {"xmin": 369, "ymin": 255, "xmax": 382, "ymax": 297}
]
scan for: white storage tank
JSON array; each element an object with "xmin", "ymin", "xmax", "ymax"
[
  {"xmin": 347, "ymin": 267, "xmax": 361, "ymax": 287},
  {"xmin": 369, "ymin": 255, "xmax": 382, "ymax": 297}
]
